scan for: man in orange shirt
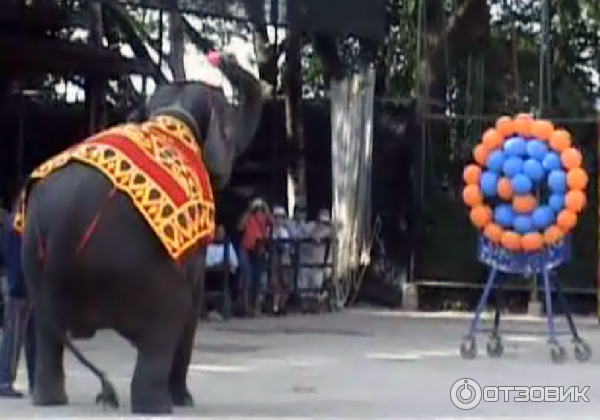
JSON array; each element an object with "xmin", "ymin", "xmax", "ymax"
[{"xmin": 238, "ymin": 198, "xmax": 272, "ymax": 315}]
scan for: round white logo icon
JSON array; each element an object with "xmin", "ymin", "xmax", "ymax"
[{"xmin": 450, "ymin": 378, "xmax": 483, "ymax": 410}]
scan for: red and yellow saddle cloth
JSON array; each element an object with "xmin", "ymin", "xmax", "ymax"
[{"xmin": 14, "ymin": 115, "xmax": 216, "ymax": 261}]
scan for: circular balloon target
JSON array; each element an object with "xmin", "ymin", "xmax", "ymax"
[{"xmin": 462, "ymin": 114, "xmax": 588, "ymax": 252}]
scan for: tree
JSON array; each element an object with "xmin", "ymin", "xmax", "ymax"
[{"xmin": 166, "ymin": 1, "xmax": 186, "ymax": 81}]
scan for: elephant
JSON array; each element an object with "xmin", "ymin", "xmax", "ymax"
[{"xmin": 16, "ymin": 50, "xmax": 265, "ymax": 414}]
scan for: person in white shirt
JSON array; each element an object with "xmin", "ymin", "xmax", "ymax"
[
  {"xmin": 270, "ymin": 206, "xmax": 292, "ymax": 313},
  {"xmin": 297, "ymin": 209, "xmax": 333, "ymax": 297},
  {"xmin": 205, "ymin": 225, "xmax": 238, "ymax": 272}
]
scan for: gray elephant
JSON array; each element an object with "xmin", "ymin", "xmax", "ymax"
[{"xmin": 15, "ymin": 51, "xmax": 265, "ymax": 414}]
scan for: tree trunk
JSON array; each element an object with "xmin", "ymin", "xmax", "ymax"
[
  {"xmin": 252, "ymin": 25, "xmax": 279, "ymax": 87},
  {"xmin": 313, "ymin": 34, "xmax": 345, "ymax": 84},
  {"xmin": 85, "ymin": 2, "xmax": 106, "ymax": 133},
  {"xmin": 419, "ymin": 0, "xmax": 489, "ymax": 113},
  {"xmin": 167, "ymin": 2, "xmax": 186, "ymax": 81},
  {"xmin": 283, "ymin": 30, "xmax": 306, "ymax": 210}
]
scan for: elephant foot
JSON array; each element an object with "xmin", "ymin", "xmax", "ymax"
[
  {"xmin": 170, "ymin": 387, "xmax": 195, "ymax": 407},
  {"xmin": 131, "ymin": 381, "xmax": 172, "ymax": 415},
  {"xmin": 131, "ymin": 397, "xmax": 173, "ymax": 415},
  {"xmin": 32, "ymin": 386, "xmax": 68, "ymax": 407}
]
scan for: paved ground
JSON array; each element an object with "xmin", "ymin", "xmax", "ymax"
[{"xmin": 1, "ymin": 309, "xmax": 600, "ymax": 419}]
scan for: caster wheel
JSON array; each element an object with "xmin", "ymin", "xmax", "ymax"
[
  {"xmin": 486, "ymin": 336, "xmax": 504, "ymax": 358},
  {"xmin": 550, "ymin": 344, "xmax": 567, "ymax": 364},
  {"xmin": 460, "ymin": 338, "xmax": 477, "ymax": 360},
  {"xmin": 573, "ymin": 340, "xmax": 592, "ymax": 362}
]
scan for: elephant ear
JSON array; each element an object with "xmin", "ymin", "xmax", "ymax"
[
  {"xmin": 127, "ymin": 105, "xmax": 147, "ymax": 123},
  {"xmin": 202, "ymin": 107, "xmax": 235, "ymax": 188}
]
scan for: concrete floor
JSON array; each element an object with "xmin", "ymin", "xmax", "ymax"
[{"xmin": 1, "ymin": 309, "xmax": 600, "ymax": 419}]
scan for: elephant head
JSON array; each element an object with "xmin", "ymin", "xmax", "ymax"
[{"xmin": 132, "ymin": 48, "xmax": 266, "ymax": 189}]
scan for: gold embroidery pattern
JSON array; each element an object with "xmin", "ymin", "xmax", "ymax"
[{"xmin": 15, "ymin": 116, "xmax": 215, "ymax": 261}]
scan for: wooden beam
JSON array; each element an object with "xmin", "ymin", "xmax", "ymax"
[
  {"xmin": 0, "ymin": 0, "xmax": 68, "ymax": 32},
  {"xmin": 0, "ymin": 35, "xmax": 153, "ymax": 78}
]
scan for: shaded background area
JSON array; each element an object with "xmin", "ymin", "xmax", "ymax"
[{"xmin": 0, "ymin": 0, "xmax": 598, "ymax": 312}]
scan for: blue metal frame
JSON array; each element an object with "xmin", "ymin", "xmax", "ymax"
[{"xmin": 466, "ymin": 235, "xmax": 578, "ymax": 342}]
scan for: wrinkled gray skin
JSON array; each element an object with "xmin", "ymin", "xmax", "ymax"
[{"xmin": 20, "ymin": 53, "xmax": 264, "ymax": 414}]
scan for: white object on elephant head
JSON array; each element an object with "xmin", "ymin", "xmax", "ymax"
[{"xmin": 190, "ymin": 40, "xmax": 259, "ymax": 104}]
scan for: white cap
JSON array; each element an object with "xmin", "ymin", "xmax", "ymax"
[
  {"xmin": 273, "ymin": 206, "xmax": 286, "ymax": 217},
  {"xmin": 318, "ymin": 208, "xmax": 331, "ymax": 222},
  {"xmin": 249, "ymin": 197, "xmax": 268, "ymax": 211}
]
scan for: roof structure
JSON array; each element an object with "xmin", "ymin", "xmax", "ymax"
[
  {"xmin": 1, "ymin": 0, "xmax": 152, "ymax": 78},
  {"xmin": 112, "ymin": 0, "xmax": 387, "ymax": 40}
]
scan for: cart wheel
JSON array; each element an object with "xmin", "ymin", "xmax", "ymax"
[
  {"xmin": 486, "ymin": 336, "xmax": 504, "ymax": 358},
  {"xmin": 550, "ymin": 344, "xmax": 567, "ymax": 364},
  {"xmin": 460, "ymin": 338, "xmax": 477, "ymax": 360},
  {"xmin": 573, "ymin": 340, "xmax": 592, "ymax": 362}
]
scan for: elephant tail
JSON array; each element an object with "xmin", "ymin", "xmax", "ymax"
[
  {"xmin": 34, "ymin": 277, "xmax": 119, "ymax": 409},
  {"xmin": 22, "ymin": 191, "xmax": 120, "ymax": 409}
]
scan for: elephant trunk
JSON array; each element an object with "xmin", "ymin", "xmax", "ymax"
[{"xmin": 220, "ymin": 61, "xmax": 267, "ymax": 155}]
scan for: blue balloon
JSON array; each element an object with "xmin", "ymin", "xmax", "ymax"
[
  {"xmin": 513, "ymin": 215, "xmax": 534, "ymax": 234},
  {"xmin": 548, "ymin": 193, "xmax": 565, "ymax": 212},
  {"xmin": 526, "ymin": 140, "xmax": 549, "ymax": 161},
  {"xmin": 503, "ymin": 156, "xmax": 524, "ymax": 177},
  {"xmin": 511, "ymin": 174, "xmax": 533, "ymax": 194},
  {"xmin": 523, "ymin": 158, "xmax": 544, "ymax": 181},
  {"xmin": 504, "ymin": 136, "xmax": 527, "ymax": 156},
  {"xmin": 480, "ymin": 171, "xmax": 499, "ymax": 197},
  {"xmin": 542, "ymin": 152, "xmax": 562, "ymax": 171},
  {"xmin": 532, "ymin": 206, "xmax": 555, "ymax": 229},
  {"xmin": 548, "ymin": 169, "xmax": 567, "ymax": 193},
  {"xmin": 486, "ymin": 150, "xmax": 505, "ymax": 173},
  {"xmin": 494, "ymin": 204, "xmax": 515, "ymax": 228}
]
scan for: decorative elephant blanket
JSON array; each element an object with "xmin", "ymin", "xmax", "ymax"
[{"xmin": 14, "ymin": 115, "xmax": 215, "ymax": 261}]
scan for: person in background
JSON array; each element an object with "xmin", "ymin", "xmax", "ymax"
[
  {"xmin": 0, "ymin": 209, "xmax": 36, "ymax": 398},
  {"xmin": 286, "ymin": 204, "xmax": 308, "ymax": 240},
  {"xmin": 297, "ymin": 208, "xmax": 333, "ymax": 299},
  {"xmin": 270, "ymin": 206, "xmax": 291, "ymax": 314},
  {"xmin": 204, "ymin": 225, "xmax": 238, "ymax": 319},
  {"xmin": 238, "ymin": 198, "xmax": 272, "ymax": 316},
  {"xmin": 205, "ymin": 225, "xmax": 238, "ymax": 273}
]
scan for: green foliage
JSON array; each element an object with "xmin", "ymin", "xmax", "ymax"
[{"xmin": 301, "ymin": 0, "xmax": 599, "ymax": 287}]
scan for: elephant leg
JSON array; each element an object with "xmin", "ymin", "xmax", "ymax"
[
  {"xmin": 131, "ymin": 335, "xmax": 178, "ymax": 414},
  {"xmin": 168, "ymin": 290, "xmax": 200, "ymax": 407},
  {"xmin": 32, "ymin": 317, "xmax": 67, "ymax": 406},
  {"xmin": 130, "ymin": 288, "xmax": 190, "ymax": 414}
]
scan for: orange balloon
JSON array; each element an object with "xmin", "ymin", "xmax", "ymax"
[
  {"xmin": 512, "ymin": 194, "xmax": 537, "ymax": 213},
  {"xmin": 497, "ymin": 177, "xmax": 513, "ymax": 200},
  {"xmin": 522, "ymin": 232, "xmax": 544, "ymax": 252},
  {"xmin": 495, "ymin": 116, "xmax": 515, "ymax": 138},
  {"xmin": 513, "ymin": 114, "xmax": 534, "ymax": 137},
  {"xmin": 543, "ymin": 225, "xmax": 564, "ymax": 245},
  {"xmin": 501, "ymin": 231, "xmax": 522, "ymax": 251},
  {"xmin": 567, "ymin": 167, "xmax": 588, "ymax": 190},
  {"xmin": 549, "ymin": 129, "xmax": 572, "ymax": 152},
  {"xmin": 556, "ymin": 209, "xmax": 577, "ymax": 232},
  {"xmin": 473, "ymin": 144, "xmax": 489, "ymax": 166},
  {"xmin": 530, "ymin": 119, "xmax": 554, "ymax": 141},
  {"xmin": 470, "ymin": 205, "xmax": 492, "ymax": 229},
  {"xmin": 565, "ymin": 190, "xmax": 586, "ymax": 213},
  {"xmin": 463, "ymin": 185, "xmax": 483, "ymax": 207},
  {"xmin": 484, "ymin": 206, "xmax": 493, "ymax": 221},
  {"xmin": 484, "ymin": 223, "xmax": 503, "ymax": 243},
  {"xmin": 463, "ymin": 164, "xmax": 482, "ymax": 185},
  {"xmin": 482, "ymin": 128, "xmax": 504, "ymax": 150},
  {"xmin": 561, "ymin": 148, "xmax": 582, "ymax": 169}
]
